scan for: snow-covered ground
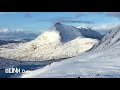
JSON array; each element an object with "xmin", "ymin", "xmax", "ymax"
[
  {"xmin": 20, "ymin": 25, "xmax": 120, "ymax": 78},
  {"xmin": 93, "ymin": 25, "xmax": 120, "ymax": 51},
  {"xmin": 20, "ymin": 43, "xmax": 120, "ymax": 78}
]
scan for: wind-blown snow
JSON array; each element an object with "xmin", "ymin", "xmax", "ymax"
[
  {"xmin": 0, "ymin": 23, "xmax": 98, "ymax": 61},
  {"xmin": 50, "ymin": 22, "xmax": 84, "ymax": 42}
]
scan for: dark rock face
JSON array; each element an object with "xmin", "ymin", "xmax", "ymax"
[{"xmin": 55, "ymin": 22, "xmax": 61, "ymax": 26}]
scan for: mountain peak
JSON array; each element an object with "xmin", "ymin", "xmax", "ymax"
[
  {"xmin": 48, "ymin": 23, "xmax": 84, "ymax": 42},
  {"xmin": 54, "ymin": 22, "xmax": 63, "ymax": 28},
  {"xmin": 54, "ymin": 22, "xmax": 62, "ymax": 26}
]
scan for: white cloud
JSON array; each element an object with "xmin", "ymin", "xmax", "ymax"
[
  {"xmin": 15, "ymin": 28, "xmax": 24, "ymax": 32},
  {"xmin": 0, "ymin": 28, "xmax": 37, "ymax": 40},
  {"xmin": 77, "ymin": 23, "xmax": 118, "ymax": 30},
  {"xmin": 0, "ymin": 28, "xmax": 9, "ymax": 33},
  {"xmin": 0, "ymin": 28, "xmax": 24, "ymax": 33},
  {"xmin": 77, "ymin": 23, "xmax": 120, "ymax": 35}
]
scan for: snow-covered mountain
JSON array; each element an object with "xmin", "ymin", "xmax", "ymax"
[
  {"xmin": 49, "ymin": 22, "xmax": 84, "ymax": 43},
  {"xmin": 0, "ymin": 23, "xmax": 98, "ymax": 61},
  {"xmin": 20, "ymin": 25, "xmax": 120, "ymax": 78},
  {"xmin": 93, "ymin": 25, "xmax": 120, "ymax": 51},
  {"xmin": 78, "ymin": 27, "xmax": 104, "ymax": 40},
  {"xmin": 0, "ymin": 28, "xmax": 38, "ymax": 40}
]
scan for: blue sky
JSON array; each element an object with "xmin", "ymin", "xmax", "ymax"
[{"xmin": 0, "ymin": 12, "xmax": 120, "ymax": 34}]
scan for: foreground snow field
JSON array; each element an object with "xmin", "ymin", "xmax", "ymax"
[
  {"xmin": 20, "ymin": 45, "xmax": 120, "ymax": 78},
  {"xmin": 20, "ymin": 25, "xmax": 120, "ymax": 78}
]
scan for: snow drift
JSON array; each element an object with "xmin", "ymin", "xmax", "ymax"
[{"xmin": 0, "ymin": 23, "xmax": 98, "ymax": 61}]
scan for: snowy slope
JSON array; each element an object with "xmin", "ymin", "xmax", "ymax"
[
  {"xmin": 93, "ymin": 25, "xmax": 120, "ymax": 51},
  {"xmin": 78, "ymin": 27, "xmax": 104, "ymax": 40},
  {"xmin": 0, "ymin": 23, "xmax": 98, "ymax": 61},
  {"xmin": 49, "ymin": 22, "xmax": 84, "ymax": 42},
  {"xmin": 20, "ymin": 25, "xmax": 120, "ymax": 78},
  {"xmin": 20, "ymin": 45, "xmax": 120, "ymax": 78}
]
